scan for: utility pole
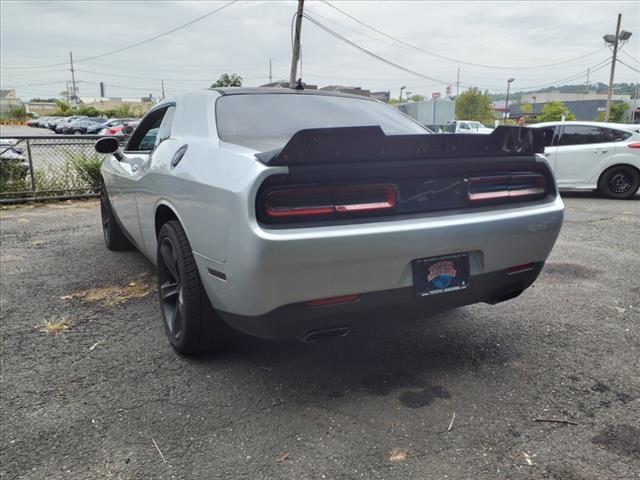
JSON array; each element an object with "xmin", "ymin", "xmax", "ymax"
[
  {"xmin": 456, "ymin": 67, "xmax": 460, "ymax": 97},
  {"xmin": 161, "ymin": 80, "xmax": 165, "ymax": 99},
  {"xmin": 66, "ymin": 81, "xmax": 70, "ymax": 103},
  {"xmin": 269, "ymin": 58, "xmax": 272, "ymax": 84},
  {"xmin": 585, "ymin": 68, "xmax": 590, "ymax": 95},
  {"xmin": 399, "ymin": 86, "xmax": 405, "ymax": 102},
  {"xmin": 605, "ymin": 13, "xmax": 622, "ymax": 122},
  {"xmin": 69, "ymin": 51, "xmax": 77, "ymax": 106},
  {"xmin": 289, "ymin": 0, "xmax": 304, "ymax": 87}
]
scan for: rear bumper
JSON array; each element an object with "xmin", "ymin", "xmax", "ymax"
[
  {"xmin": 195, "ymin": 195, "xmax": 563, "ymax": 318},
  {"xmin": 218, "ymin": 263, "xmax": 543, "ymax": 341}
]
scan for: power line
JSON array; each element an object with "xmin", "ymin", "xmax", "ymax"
[
  {"xmin": 619, "ymin": 49, "xmax": 640, "ymax": 65},
  {"xmin": 617, "ymin": 59, "xmax": 640, "ymax": 74},
  {"xmin": 303, "ymin": 14, "xmax": 453, "ymax": 84},
  {"xmin": 1, "ymin": 0, "xmax": 238, "ymax": 70},
  {"xmin": 319, "ymin": 0, "xmax": 608, "ymax": 71}
]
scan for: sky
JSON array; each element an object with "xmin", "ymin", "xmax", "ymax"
[{"xmin": 1, "ymin": 0, "xmax": 639, "ymax": 102}]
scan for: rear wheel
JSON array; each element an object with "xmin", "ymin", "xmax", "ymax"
[
  {"xmin": 100, "ymin": 180, "xmax": 133, "ymax": 251},
  {"xmin": 598, "ymin": 165, "xmax": 640, "ymax": 199},
  {"xmin": 157, "ymin": 220, "xmax": 232, "ymax": 355}
]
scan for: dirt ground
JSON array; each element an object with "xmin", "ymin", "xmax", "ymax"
[{"xmin": 1, "ymin": 194, "xmax": 638, "ymax": 480}]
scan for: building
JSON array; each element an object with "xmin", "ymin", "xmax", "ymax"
[
  {"xmin": 396, "ymin": 99, "xmax": 456, "ymax": 126},
  {"xmin": 371, "ymin": 91, "xmax": 391, "ymax": 103},
  {"xmin": 319, "ymin": 85, "xmax": 370, "ymax": 97},
  {"xmin": 0, "ymin": 89, "xmax": 23, "ymax": 116},
  {"xmin": 77, "ymin": 96, "xmax": 156, "ymax": 112},
  {"xmin": 520, "ymin": 91, "xmax": 631, "ymax": 104},
  {"xmin": 25, "ymin": 100, "xmax": 57, "ymax": 116},
  {"xmin": 508, "ymin": 99, "xmax": 631, "ymax": 122}
]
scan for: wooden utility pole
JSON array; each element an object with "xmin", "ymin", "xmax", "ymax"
[
  {"xmin": 604, "ymin": 14, "xmax": 622, "ymax": 122},
  {"xmin": 69, "ymin": 51, "xmax": 78, "ymax": 106},
  {"xmin": 161, "ymin": 79, "xmax": 165, "ymax": 99},
  {"xmin": 289, "ymin": 0, "xmax": 304, "ymax": 87}
]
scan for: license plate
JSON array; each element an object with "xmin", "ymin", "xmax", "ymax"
[{"xmin": 412, "ymin": 253, "xmax": 470, "ymax": 297}]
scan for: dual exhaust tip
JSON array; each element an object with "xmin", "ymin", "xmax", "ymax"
[{"xmin": 302, "ymin": 326, "xmax": 351, "ymax": 343}]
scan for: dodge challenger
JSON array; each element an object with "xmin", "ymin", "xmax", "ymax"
[{"xmin": 95, "ymin": 88, "xmax": 564, "ymax": 354}]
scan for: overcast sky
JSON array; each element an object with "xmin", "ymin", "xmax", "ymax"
[{"xmin": 1, "ymin": 0, "xmax": 638, "ymax": 101}]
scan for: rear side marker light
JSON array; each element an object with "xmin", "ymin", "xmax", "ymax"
[
  {"xmin": 265, "ymin": 184, "xmax": 397, "ymax": 218},
  {"xmin": 466, "ymin": 174, "xmax": 547, "ymax": 201},
  {"xmin": 628, "ymin": 142, "xmax": 640, "ymax": 149},
  {"xmin": 308, "ymin": 294, "xmax": 360, "ymax": 308},
  {"xmin": 507, "ymin": 263, "xmax": 536, "ymax": 275}
]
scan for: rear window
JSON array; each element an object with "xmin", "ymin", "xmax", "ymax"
[{"xmin": 216, "ymin": 93, "xmax": 428, "ymax": 150}]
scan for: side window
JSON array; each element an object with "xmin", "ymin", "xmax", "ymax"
[
  {"xmin": 125, "ymin": 105, "xmax": 173, "ymax": 152},
  {"xmin": 558, "ymin": 125, "xmax": 607, "ymax": 146},
  {"xmin": 600, "ymin": 127, "xmax": 631, "ymax": 142},
  {"xmin": 539, "ymin": 127, "xmax": 557, "ymax": 147},
  {"xmin": 155, "ymin": 106, "xmax": 176, "ymax": 148},
  {"xmin": 459, "ymin": 122, "xmax": 471, "ymax": 130}
]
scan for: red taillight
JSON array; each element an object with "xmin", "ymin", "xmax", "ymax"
[
  {"xmin": 264, "ymin": 184, "xmax": 397, "ymax": 219},
  {"xmin": 308, "ymin": 294, "xmax": 360, "ymax": 307},
  {"xmin": 627, "ymin": 142, "xmax": 640, "ymax": 149},
  {"xmin": 466, "ymin": 173, "xmax": 547, "ymax": 202}
]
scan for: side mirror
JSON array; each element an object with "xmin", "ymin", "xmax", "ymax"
[{"xmin": 95, "ymin": 137, "xmax": 123, "ymax": 161}]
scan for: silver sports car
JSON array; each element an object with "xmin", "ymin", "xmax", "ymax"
[{"xmin": 95, "ymin": 88, "xmax": 564, "ymax": 354}]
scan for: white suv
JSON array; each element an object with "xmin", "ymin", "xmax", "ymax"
[{"xmin": 532, "ymin": 121, "xmax": 640, "ymax": 199}]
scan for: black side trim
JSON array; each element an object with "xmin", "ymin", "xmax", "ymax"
[{"xmin": 207, "ymin": 268, "xmax": 227, "ymax": 280}]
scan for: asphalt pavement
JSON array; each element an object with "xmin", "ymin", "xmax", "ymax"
[{"xmin": 0, "ymin": 194, "xmax": 638, "ymax": 479}]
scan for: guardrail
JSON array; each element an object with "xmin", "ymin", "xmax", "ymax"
[{"xmin": 0, "ymin": 135, "xmax": 127, "ymax": 204}]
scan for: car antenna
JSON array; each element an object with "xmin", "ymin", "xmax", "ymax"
[{"xmin": 294, "ymin": 78, "xmax": 304, "ymax": 90}]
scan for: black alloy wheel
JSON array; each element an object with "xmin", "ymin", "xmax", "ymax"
[{"xmin": 598, "ymin": 166, "xmax": 640, "ymax": 199}]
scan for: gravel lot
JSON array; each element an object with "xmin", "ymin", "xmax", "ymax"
[{"xmin": 1, "ymin": 194, "xmax": 639, "ymax": 479}]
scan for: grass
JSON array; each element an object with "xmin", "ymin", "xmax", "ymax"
[
  {"xmin": 62, "ymin": 275, "xmax": 156, "ymax": 306},
  {"xmin": 40, "ymin": 318, "xmax": 73, "ymax": 335}
]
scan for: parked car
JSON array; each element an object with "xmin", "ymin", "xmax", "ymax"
[
  {"xmin": 449, "ymin": 120, "xmax": 494, "ymax": 134},
  {"xmin": 531, "ymin": 121, "xmax": 640, "ymax": 199},
  {"xmin": 53, "ymin": 116, "xmax": 86, "ymax": 133},
  {"xmin": 0, "ymin": 139, "xmax": 29, "ymax": 189},
  {"xmin": 60, "ymin": 118, "xmax": 107, "ymax": 135},
  {"xmin": 44, "ymin": 117, "xmax": 63, "ymax": 129},
  {"xmin": 35, "ymin": 116, "xmax": 52, "ymax": 128},
  {"xmin": 87, "ymin": 118, "xmax": 134, "ymax": 135},
  {"xmin": 95, "ymin": 88, "xmax": 564, "ymax": 355},
  {"xmin": 104, "ymin": 120, "xmax": 140, "ymax": 136},
  {"xmin": 26, "ymin": 118, "xmax": 40, "ymax": 127}
]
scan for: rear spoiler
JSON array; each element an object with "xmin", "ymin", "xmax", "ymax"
[{"xmin": 255, "ymin": 125, "xmax": 546, "ymax": 166}]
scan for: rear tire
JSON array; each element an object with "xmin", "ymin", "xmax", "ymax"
[
  {"xmin": 100, "ymin": 180, "xmax": 133, "ymax": 251},
  {"xmin": 598, "ymin": 165, "xmax": 640, "ymax": 199},
  {"xmin": 157, "ymin": 220, "xmax": 232, "ymax": 355}
]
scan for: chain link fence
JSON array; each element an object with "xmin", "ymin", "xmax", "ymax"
[{"xmin": 0, "ymin": 135, "xmax": 126, "ymax": 203}]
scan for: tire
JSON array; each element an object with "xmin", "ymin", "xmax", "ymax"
[
  {"xmin": 100, "ymin": 180, "xmax": 133, "ymax": 251},
  {"xmin": 598, "ymin": 165, "xmax": 640, "ymax": 199},
  {"xmin": 157, "ymin": 220, "xmax": 232, "ymax": 355},
  {"xmin": 73, "ymin": 130, "xmax": 82, "ymax": 135}
]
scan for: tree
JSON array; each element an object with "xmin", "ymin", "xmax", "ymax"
[
  {"xmin": 211, "ymin": 73, "xmax": 242, "ymax": 88},
  {"xmin": 536, "ymin": 101, "xmax": 576, "ymax": 122},
  {"xmin": 596, "ymin": 102, "xmax": 629, "ymax": 122},
  {"xmin": 455, "ymin": 87, "xmax": 494, "ymax": 124},
  {"xmin": 409, "ymin": 94, "xmax": 425, "ymax": 102}
]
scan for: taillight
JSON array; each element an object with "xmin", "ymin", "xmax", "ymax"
[
  {"xmin": 466, "ymin": 173, "xmax": 547, "ymax": 202},
  {"xmin": 263, "ymin": 184, "xmax": 397, "ymax": 220},
  {"xmin": 627, "ymin": 142, "xmax": 640, "ymax": 149}
]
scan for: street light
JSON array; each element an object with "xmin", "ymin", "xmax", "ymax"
[
  {"xmin": 603, "ymin": 14, "xmax": 633, "ymax": 121},
  {"xmin": 400, "ymin": 86, "xmax": 406, "ymax": 102},
  {"xmin": 532, "ymin": 95, "xmax": 537, "ymax": 119},
  {"xmin": 504, "ymin": 77, "xmax": 515, "ymax": 122},
  {"xmin": 405, "ymin": 91, "xmax": 412, "ymax": 101}
]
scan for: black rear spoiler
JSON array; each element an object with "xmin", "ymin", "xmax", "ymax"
[{"xmin": 255, "ymin": 125, "xmax": 546, "ymax": 166}]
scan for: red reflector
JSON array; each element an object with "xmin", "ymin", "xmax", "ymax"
[
  {"xmin": 308, "ymin": 294, "xmax": 360, "ymax": 307},
  {"xmin": 628, "ymin": 142, "xmax": 640, "ymax": 149},
  {"xmin": 507, "ymin": 263, "xmax": 535, "ymax": 275}
]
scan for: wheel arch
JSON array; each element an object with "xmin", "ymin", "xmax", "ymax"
[
  {"xmin": 597, "ymin": 163, "xmax": 640, "ymax": 186},
  {"xmin": 155, "ymin": 201, "xmax": 182, "ymax": 238}
]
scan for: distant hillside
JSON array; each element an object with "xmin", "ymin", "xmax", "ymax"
[{"xmin": 490, "ymin": 82, "xmax": 637, "ymax": 102}]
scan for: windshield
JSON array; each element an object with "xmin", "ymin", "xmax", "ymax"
[{"xmin": 216, "ymin": 93, "xmax": 429, "ymax": 151}]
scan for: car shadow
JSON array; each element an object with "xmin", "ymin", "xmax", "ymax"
[{"xmin": 560, "ymin": 190, "xmax": 640, "ymax": 200}]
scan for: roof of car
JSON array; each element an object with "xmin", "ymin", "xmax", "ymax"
[
  {"xmin": 533, "ymin": 121, "xmax": 639, "ymax": 131},
  {"xmin": 211, "ymin": 87, "xmax": 377, "ymax": 101}
]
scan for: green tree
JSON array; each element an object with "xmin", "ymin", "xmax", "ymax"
[
  {"xmin": 409, "ymin": 94, "xmax": 425, "ymax": 102},
  {"xmin": 596, "ymin": 102, "xmax": 629, "ymax": 122},
  {"xmin": 211, "ymin": 73, "xmax": 242, "ymax": 88},
  {"xmin": 7, "ymin": 105, "xmax": 29, "ymax": 121},
  {"xmin": 536, "ymin": 101, "xmax": 576, "ymax": 122},
  {"xmin": 455, "ymin": 87, "xmax": 494, "ymax": 124},
  {"xmin": 53, "ymin": 100, "xmax": 72, "ymax": 116}
]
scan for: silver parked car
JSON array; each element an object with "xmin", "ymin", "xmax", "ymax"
[{"xmin": 95, "ymin": 88, "xmax": 564, "ymax": 355}]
